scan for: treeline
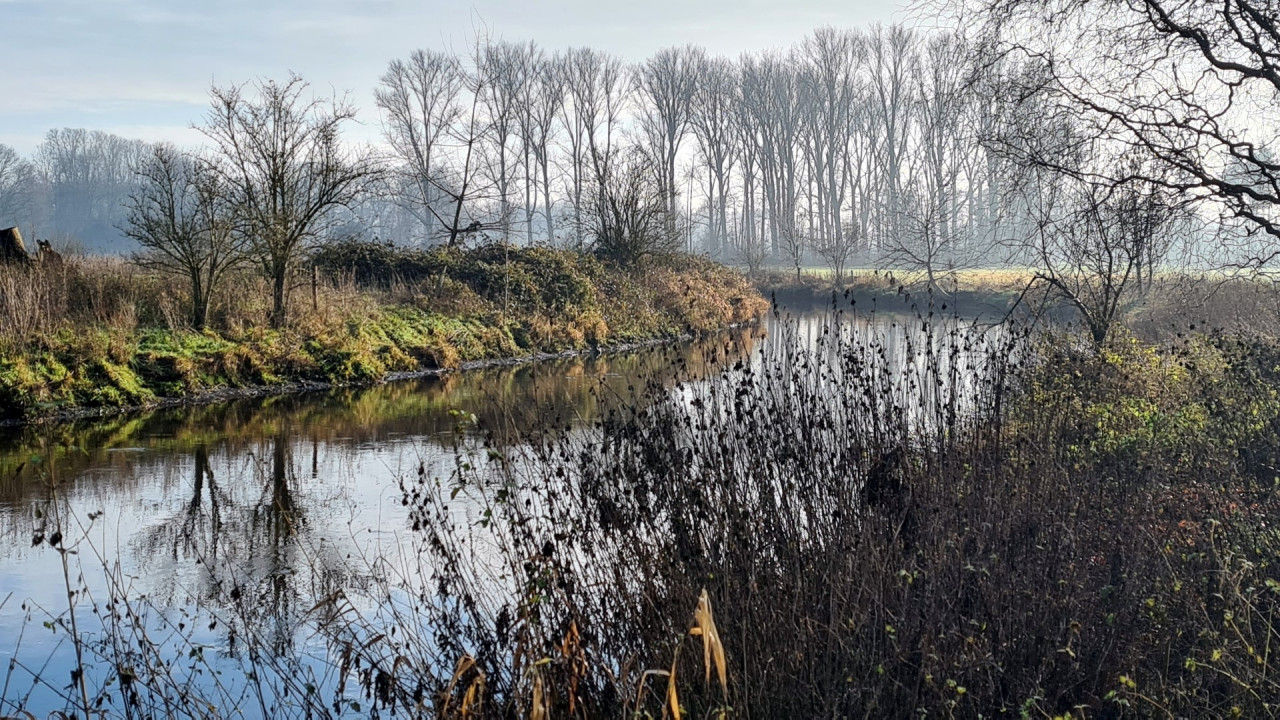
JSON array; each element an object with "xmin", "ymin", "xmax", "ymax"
[
  {"xmin": 1, "ymin": 14, "xmax": 1271, "ymax": 348},
  {"xmin": 0, "ymin": 25, "xmax": 1050, "ymax": 278},
  {"xmin": 367, "ymin": 26, "xmax": 1027, "ymax": 277},
  {"xmin": 0, "ymin": 131, "xmax": 149, "ymax": 253}
]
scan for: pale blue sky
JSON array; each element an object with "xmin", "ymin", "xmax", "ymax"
[{"xmin": 1, "ymin": 0, "xmax": 906, "ymax": 155}]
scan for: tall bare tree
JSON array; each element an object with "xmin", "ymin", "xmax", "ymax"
[
  {"xmin": 798, "ymin": 28, "xmax": 861, "ymax": 257},
  {"xmin": 200, "ymin": 75, "xmax": 379, "ymax": 327},
  {"xmin": 741, "ymin": 53, "xmax": 802, "ymax": 256},
  {"xmin": 689, "ymin": 56, "xmax": 740, "ymax": 258},
  {"xmin": 475, "ymin": 39, "xmax": 533, "ymax": 243},
  {"xmin": 866, "ymin": 25, "xmax": 917, "ymax": 251},
  {"xmin": 880, "ymin": 32, "xmax": 979, "ymax": 291},
  {"xmin": 561, "ymin": 47, "xmax": 629, "ymax": 246},
  {"xmin": 634, "ymin": 46, "xmax": 704, "ymax": 228},
  {"xmin": 375, "ymin": 49, "xmax": 464, "ymax": 245},
  {"xmin": 517, "ymin": 46, "xmax": 565, "ymax": 245}
]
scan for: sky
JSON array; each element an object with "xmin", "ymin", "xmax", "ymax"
[{"xmin": 0, "ymin": 0, "xmax": 907, "ymax": 156}]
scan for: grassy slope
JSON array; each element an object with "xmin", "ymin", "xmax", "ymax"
[{"xmin": 0, "ymin": 248, "xmax": 768, "ymax": 421}]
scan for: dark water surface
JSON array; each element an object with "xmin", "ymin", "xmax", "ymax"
[{"xmin": 0, "ymin": 305, "xmax": 1002, "ymax": 716}]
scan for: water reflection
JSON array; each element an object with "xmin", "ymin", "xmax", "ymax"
[
  {"xmin": 0, "ymin": 326, "xmax": 761, "ymax": 609},
  {"xmin": 0, "ymin": 325, "xmax": 772, "ymax": 716},
  {"xmin": 0, "ymin": 304, "xmax": 1006, "ymax": 717}
]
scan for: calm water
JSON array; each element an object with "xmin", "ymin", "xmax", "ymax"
[{"xmin": 0, "ymin": 304, "xmax": 1004, "ymax": 716}]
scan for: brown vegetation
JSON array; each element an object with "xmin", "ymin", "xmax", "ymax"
[{"xmin": 0, "ymin": 245, "xmax": 766, "ymax": 420}]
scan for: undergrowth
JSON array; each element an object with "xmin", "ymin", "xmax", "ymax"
[
  {"xmin": 7, "ymin": 302, "xmax": 1280, "ymax": 718},
  {"xmin": 382, "ymin": 306, "xmax": 1280, "ymax": 718},
  {"xmin": 0, "ymin": 243, "xmax": 767, "ymax": 420}
]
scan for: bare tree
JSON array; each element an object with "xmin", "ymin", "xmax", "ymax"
[
  {"xmin": 124, "ymin": 144, "xmax": 247, "ymax": 330},
  {"xmin": 689, "ymin": 56, "xmax": 740, "ymax": 258},
  {"xmin": 877, "ymin": 32, "xmax": 982, "ymax": 293},
  {"xmin": 881, "ymin": 185, "xmax": 961, "ymax": 294},
  {"xmin": 779, "ymin": 213, "xmax": 808, "ymax": 283},
  {"xmin": 517, "ymin": 46, "xmax": 565, "ymax": 245},
  {"xmin": 561, "ymin": 47, "xmax": 629, "ymax": 246},
  {"xmin": 199, "ymin": 75, "xmax": 379, "ymax": 327},
  {"xmin": 375, "ymin": 49, "xmax": 464, "ymax": 245},
  {"xmin": 589, "ymin": 150, "xmax": 680, "ymax": 265},
  {"xmin": 634, "ymin": 46, "xmax": 703, "ymax": 228},
  {"xmin": 731, "ymin": 221, "xmax": 769, "ymax": 278},
  {"xmin": 37, "ymin": 128, "xmax": 150, "ymax": 251},
  {"xmin": 534, "ymin": 52, "xmax": 567, "ymax": 244},
  {"xmin": 419, "ymin": 58, "xmax": 497, "ymax": 251},
  {"xmin": 797, "ymin": 28, "xmax": 861, "ymax": 261},
  {"xmin": 1027, "ymin": 167, "xmax": 1191, "ymax": 345},
  {"xmin": 0, "ymin": 144, "xmax": 39, "ymax": 229},
  {"xmin": 812, "ymin": 223, "xmax": 859, "ymax": 287},
  {"xmin": 733, "ymin": 62, "xmax": 765, "ymax": 266},
  {"xmin": 913, "ymin": 34, "xmax": 971, "ymax": 262},
  {"xmin": 741, "ymin": 53, "xmax": 802, "ymax": 257},
  {"xmin": 866, "ymin": 25, "xmax": 917, "ymax": 251},
  {"xmin": 475, "ymin": 39, "xmax": 533, "ymax": 243},
  {"xmin": 966, "ymin": 0, "xmax": 1280, "ymax": 268}
]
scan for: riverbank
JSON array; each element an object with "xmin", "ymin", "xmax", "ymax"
[
  {"xmin": 753, "ymin": 267, "xmax": 1280, "ymax": 339},
  {"xmin": 405, "ymin": 320, "xmax": 1280, "ymax": 718},
  {"xmin": 0, "ymin": 245, "xmax": 768, "ymax": 423},
  {"xmin": 0, "ymin": 324, "xmax": 759, "ymax": 428}
]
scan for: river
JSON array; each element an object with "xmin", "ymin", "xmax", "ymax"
[{"xmin": 0, "ymin": 301, "xmax": 1009, "ymax": 717}]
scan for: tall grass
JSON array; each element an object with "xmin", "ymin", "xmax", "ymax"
[
  {"xmin": 6, "ymin": 300, "xmax": 1280, "ymax": 717},
  {"xmin": 384, "ymin": 302, "xmax": 1280, "ymax": 717}
]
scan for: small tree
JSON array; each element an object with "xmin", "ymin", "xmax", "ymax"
[
  {"xmin": 779, "ymin": 217, "xmax": 807, "ymax": 284},
  {"xmin": 200, "ymin": 75, "xmax": 379, "ymax": 327},
  {"xmin": 1029, "ymin": 173, "xmax": 1189, "ymax": 345},
  {"xmin": 881, "ymin": 187, "xmax": 962, "ymax": 295},
  {"xmin": 588, "ymin": 151, "xmax": 680, "ymax": 265},
  {"xmin": 731, "ymin": 227, "xmax": 768, "ymax": 279},
  {"xmin": 812, "ymin": 222, "xmax": 860, "ymax": 288},
  {"xmin": 123, "ymin": 144, "xmax": 246, "ymax": 330}
]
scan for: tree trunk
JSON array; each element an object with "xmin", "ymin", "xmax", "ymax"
[
  {"xmin": 542, "ymin": 158, "xmax": 555, "ymax": 246},
  {"xmin": 190, "ymin": 272, "xmax": 207, "ymax": 331},
  {"xmin": 271, "ymin": 265, "xmax": 288, "ymax": 329}
]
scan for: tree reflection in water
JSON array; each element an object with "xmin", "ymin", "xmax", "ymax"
[{"xmin": 0, "ymin": 324, "xmax": 766, "ymax": 716}]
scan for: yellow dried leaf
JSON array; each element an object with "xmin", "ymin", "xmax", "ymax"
[
  {"xmin": 665, "ymin": 656, "xmax": 681, "ymax": 720},
  {"xmin": 530, "ymin": 673, "xmax": 547, "ymax": 720},
  {"xmin": 691, "ymin": 588, "xmax": 728, "ymax": 690}
]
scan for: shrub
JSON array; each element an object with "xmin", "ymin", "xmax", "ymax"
[{"xmin": 381, "ymin": 310, "xmax": 1280, "ymax": 718}]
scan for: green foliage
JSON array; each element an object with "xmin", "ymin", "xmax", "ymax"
[
  {"xmin": 311, "ymin": 239, "xmax": 450, "ymax": 287},
  {"xmin": 1020, "ymin": 330, "xmax": 1280, "ymax": 480},
  {"xmin": 0, "ymin": 245, "xmax": 767, "ymax": 420}
]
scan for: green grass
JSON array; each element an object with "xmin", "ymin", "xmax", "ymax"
[{"xmin": 0, "ymin": 248, "xmax": 769, "ymax": 421}]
